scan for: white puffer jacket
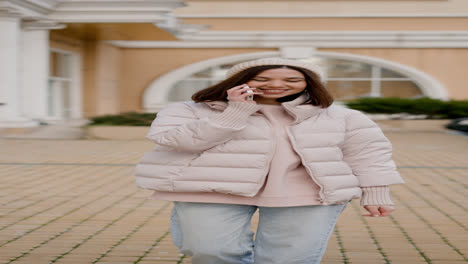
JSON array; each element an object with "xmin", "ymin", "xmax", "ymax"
[{"xmin": 135, "ymin": 94, "xmax": 404, "ymax": 205}]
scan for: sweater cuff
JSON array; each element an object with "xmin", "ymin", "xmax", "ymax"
[
  {"xmin": 211, "ymin": 102, "xmax": 261, "ymax": 128},
  {"xmin": 360, "ymin": 186, "xmax": 394, "ymax": 206}
]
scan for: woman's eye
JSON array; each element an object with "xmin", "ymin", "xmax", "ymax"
[{"xmin": 251, "ymin": 78, "xmax": 303, "ymax": 82}]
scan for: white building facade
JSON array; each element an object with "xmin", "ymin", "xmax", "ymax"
[
  {"xmin": 1, "ymin": 0, "xmax": 467, "ymax": 128},
  {"xmin": 0, "ymin": 0, "xmax": 185, "ymax": 127}
]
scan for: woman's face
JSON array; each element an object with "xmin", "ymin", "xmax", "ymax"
[{"xmin": 246, "ymin": 67, "xmax": 307, "ymax": 104}]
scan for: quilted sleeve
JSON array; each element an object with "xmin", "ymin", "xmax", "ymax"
[
  {"xmin": 342, "ymin": 109, "xmax": 405, "ymax": 187},
  {"xmin": 146, "ymin": 101, "xmax": 261, "ymax": 153}
]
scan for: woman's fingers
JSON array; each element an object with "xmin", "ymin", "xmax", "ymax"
[
  {"xmin": 363, "ymin": 205, "xmax": 381, "ymax": 217},
  {"xmin": 379, "ymin": 206, "xmax": 395, "ymax": 216},
  {"xmin": 231, "ymin": 84, "xmax": 250, "ymax": 90},
  {"xmin": 362, "ymin": 205, "xmax": 395, "ymax": 217},
  {"xmin": 228, "ymin": 84, "xmax": 249, "ymax": 92},
  {"xmin": 227, "ymin": 84, "xmax": 262, "ymax": 102},
  {"xmin": 228, "ymin": 85, "xmax": 254, "ymax": 95}
]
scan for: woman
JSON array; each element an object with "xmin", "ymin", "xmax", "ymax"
[{"xmin": 135, "ymin": 57, "xmax": 405, "ymax": 264}]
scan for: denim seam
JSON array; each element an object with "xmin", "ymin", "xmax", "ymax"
[{"xmin": 314, "ymin": 204, "xmax": 347, "ymax": 262}]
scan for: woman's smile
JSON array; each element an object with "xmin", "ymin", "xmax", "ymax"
[{"xmin": 258, "ymin": 88, "xmax": 289, "ymax": 94}]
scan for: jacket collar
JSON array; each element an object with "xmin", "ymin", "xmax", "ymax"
[{"xmin": 204, "ymin": 94, "xmax": 326, "ymax": 124}]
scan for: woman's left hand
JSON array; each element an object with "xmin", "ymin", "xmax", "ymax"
[{"xmin": 362, "ymin": 205, "xmax": 395, "ymax": 217}]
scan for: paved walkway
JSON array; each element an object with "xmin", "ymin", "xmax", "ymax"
[{"xmin": 0, "ymin": 130, "xmax": 467, "ymax": 264}]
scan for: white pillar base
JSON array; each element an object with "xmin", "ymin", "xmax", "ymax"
[{"xmin": 0, "ymin": 118, "xmax": 38, "ymax": 128}]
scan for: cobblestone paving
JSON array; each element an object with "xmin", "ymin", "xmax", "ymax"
[{"xmin": 0, "ymin": 131, "xmax": 467, "ymax": 264}]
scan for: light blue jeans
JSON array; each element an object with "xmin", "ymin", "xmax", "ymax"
[{"xmin": 170, "ymin": 201, "xmax": 348, "ymax": 264}]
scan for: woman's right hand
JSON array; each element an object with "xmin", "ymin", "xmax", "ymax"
[{"xmin": 226, "ymin": 84, "xmax": 263, "ymax": 104}]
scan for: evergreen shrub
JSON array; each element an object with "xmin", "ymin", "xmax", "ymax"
[
  {"xmin": 345, "ymin": 97, "xmax": 468, "ymax": 119},
  {"xmin": 88, "ymin": 112, "xmax": 157, "ymax": 126},
  {"xmin": 86, "ymin": 97, "xmax": 468, "ymax": 127}
]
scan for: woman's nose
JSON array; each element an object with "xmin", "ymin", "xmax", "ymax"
[{"xmin": 267, "ymin": 80, "xmax": 284, "ymax": 87}]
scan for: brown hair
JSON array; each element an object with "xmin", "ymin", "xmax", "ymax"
[{"xmin": 191, "ymin": 65, "xmax": 333, "ymax": 107}]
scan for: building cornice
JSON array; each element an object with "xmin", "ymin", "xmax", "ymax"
[
  {"xmin": 19, "ymin": 0, "xmax": 59, "ymax": 12},
  {"xmin": 3, "ymin": 0, "xmax": 58, "ymax": 13},
  {"xmin": 0, "ymin": 0, "xmax": 187, "ymax": 24},
  {"xmin": 107, "ymin": 31, "xmax": 468, "ymax": 48},
  {"xmin": 57, "ymin": 0, "xmax": 185, "ymax": 9},
  {"xmin": 22, "ymin": 19, "xmax": 65, "ymax": 30},
  {"xmin": 0, "ymin": 0, "xmax": 55, "ymax": 19},
  {"xmin": 48, "ymin": 0, "xmax": 186, "ymax": 22},
  {"xmin": 176, "ymin": 13, "xmax": 468, "ymax": 18},
  {"xmin": 154, "ymin": 13, "xmax": 208, "ymax": 37},
  {"xmin": 0, "ymin": 0, "xmax": 191, "ymax": 35},
  {"xmin": 0, "ymin": 4, "xmax": 23, "ymax": 18}
]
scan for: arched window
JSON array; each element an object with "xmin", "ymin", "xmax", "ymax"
[
  {"xmin": 304, "ymin": 57, "xmax": 423, "ymax": 101},
  {"xmin": 168, "ymin": 57, "xmax": 423, "ymax": 102},
  {"xmin": 143, "ymin": 51, "xmax": 447, "ymax": 112}
]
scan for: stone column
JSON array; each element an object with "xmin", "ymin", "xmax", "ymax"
[
  {"xmin": 21, "ymin": 21, "xmax": 65, "ymax": 121},
  {"xmin": 20, "ymin": 29, "xmax": 50, "ymax": 119},
  {"xmin": 0, "ymin": 14, "xmax": 37, "ymax": 127}
]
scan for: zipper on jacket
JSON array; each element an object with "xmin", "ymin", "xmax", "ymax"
[
  {"xmin": 285, "ymin": 126, "xmax": 326, "ymax": 204},
  {"xmin": 253, "ymin": 113, "xmax": 277, "ymax": 190}
]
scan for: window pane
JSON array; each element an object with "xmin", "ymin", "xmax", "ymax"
[
  {"xmin": 192, "ymin": 68, "xmax": 214, "ymax": 78},
  {"xmin": 381, "ymin": 81, "xmax": 424, "ymax": 98},
  {"xmin": 169, "ymin": 79, "xmax": 213, "ymax": 101},
  {"xmin": 326, "ymin": 81, "xmax": 372, "ymax": 101},
  {"xmin": 219, "ymin": 63, "xmax": 238, "ymax": 71},
  {"xmin": 58, "ymin": 54, "xmax": 71, "ymax": 78},
  {"xmin": 62, "ymin": 81, "xmax": 71, "ymax": 119},
  {"xmin": 48, "ymin": 80, "xmax": 55, "ymax": 116},
  {"xmin": 50, "ymin": 52, "xmax": 58, "ymax": 77},
  {"xmin": 50, "ymin": 52, "xmax": 71, "ymax": 78},
  {"xmin": 323, "ymin": 58, "xmax": 372, "ymax": 78},
  {"xmin": 381, "ymin": 68, "xmax": 407, "ymax": 78}
]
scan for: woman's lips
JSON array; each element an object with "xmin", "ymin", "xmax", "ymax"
[{"xmin": 259, "ymin": 89, "xmax": 288, "ymax": 94}]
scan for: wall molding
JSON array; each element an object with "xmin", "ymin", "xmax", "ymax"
[
  {"xmin": 48, "ymin": 0, "xmax": 185, "ymax": 23},
  {"xmin": 154, "ymin": 13, "xmax": 208, "ymax": 37},
  {"xmin": 22, "ymin": 19, "xmax": 65, "ymax": 30},
  {"xmin": 108, "ymin": 31, "xmax": 468, "ymax": 48},
  {"xmin": 0, "ymin": 0, "xmax": 58, "ymax": 17},
  {"xmin": 0, "ymin": 0, "xmax": 187, "ymax": 23}
]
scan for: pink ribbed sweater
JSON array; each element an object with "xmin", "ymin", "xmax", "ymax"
[{"xmin": 150, "ymin": 104, "xmax": 393, "ymax": 207}]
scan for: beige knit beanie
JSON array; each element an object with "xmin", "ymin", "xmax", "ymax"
[{"xmin": 226, "ymin": 57, "xmax": 326, "ymax": 83}]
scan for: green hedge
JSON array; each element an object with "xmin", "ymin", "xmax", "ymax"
[
  {"xmin": 88, "ymin": 112, "xmax": 157, "ymax": 126},
  {"xmin": 87, "ymin": 97, "xmax": 468, "ymax": 126},
  {"xmin": 345, "ymin": 97, "xmax": 468, "ymax": 119}
]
